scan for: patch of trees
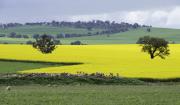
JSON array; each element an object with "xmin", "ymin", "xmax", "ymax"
[
  {"xmin": 0, "ymin": 32, "xmax": 29, "ymax": 38},
  {"xmin": 0, "ymin": 23, "xmax": 23, "ymax": 29},
  {"xmin": 33, "ymin": 33, "xmax": 99, "ymax": 39},
  {"xmin": 137, "ymin": 36, "xmax": 170, "ymax": 59},
  {"xmin": 56, "ymin": 32, "xmax": 98, "ymax": 38},
  {"xmin": 7, "ymin": 32, "xmax": 29, "ymax": 38},
  {"xmin": 25, "ymin": 22, "xmax": 47, "ymax": 26}
]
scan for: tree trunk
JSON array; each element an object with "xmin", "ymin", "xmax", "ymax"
[{"xmin": 150, "ymin": 54, "xmax": 154, "ymax": 59}]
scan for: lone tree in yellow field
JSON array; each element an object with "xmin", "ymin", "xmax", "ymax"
[
  {"xmin": 137, "ymin": 36, "xmax": 170, "ymax": 59},
  {"xmin": 33, "ymin": 34, "xmax": 56, "ymax": 54}
]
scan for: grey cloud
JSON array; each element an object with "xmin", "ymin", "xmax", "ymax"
[
  {"xmin": 0, "ymin": 0, "xmax": 180, "ymax": 28},
  {"xmin": 2, "ymin": 0, "xmax": 180, "ymax": 14}
]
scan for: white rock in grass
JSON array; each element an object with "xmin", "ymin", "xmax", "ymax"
[
  {"xmin": 47, "ymin": 84, "xmax": 51, "ymax": 87},
  {"xmin": 6, "ymin": 86, "xmax": 11, "ymax": 91}
]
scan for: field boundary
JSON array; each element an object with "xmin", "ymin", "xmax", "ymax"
[
  {"xmin": 0, "ymin": 58, "xmax": 83, "ymax": 66},
  {"xmin": 0, "ymin": 73, "xmax": 144, "ymax": 85},
  {"xmin": 1, "ymin": 73, "xmax": 180, "ymax": 86}
]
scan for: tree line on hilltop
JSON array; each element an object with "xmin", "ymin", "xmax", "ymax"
[{"xmin": 0, "ymin": 20, "xmax": 150, "ymax": 38}]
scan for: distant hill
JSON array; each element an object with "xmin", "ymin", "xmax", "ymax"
[
  {"xmin": 0, "ymin": 25, "xmax": 102, "ymax": 36},
  {"xmin": 61, "ymin": 27, "xmax": 180, "ymax": 44},
  {"xmin": 0, "ymin": 21, "xmax": 142, "ymax": 37},
  {"xmin": 0, "ymin": 26, "xmax": 180, "ymax": 44}
]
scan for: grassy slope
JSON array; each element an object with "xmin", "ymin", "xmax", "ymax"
[
  {"xmin": 0, "ymin": 60, "xmax": 63, "ymax": 73},
  {"xmin": 1, "ymin": 27, "xmax": 180, "ymax": 44},
  {"xmin": 0, "ymin": 25, "xmax": 102, "ymax": 36},
  {"xmin": 0, "ymin": 85, "xmax": 180, "ymax": 105},
  {"xmin": 61, "ymin": 27, "xmax": 180, "ymax": 44},
  {"xmin": 0, "ymin": 38, "xmax": 31, "ymax": 44}
]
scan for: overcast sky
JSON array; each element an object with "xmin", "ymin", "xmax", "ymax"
[{"xmin": 1, "ymin": 0, "xmax": 180, "ymax": 28}]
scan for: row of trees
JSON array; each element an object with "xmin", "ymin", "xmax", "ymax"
[
  {"xmin": 2, "ymin": 31, "xmax": 118, "ymax": 39},
  {"xmin": 8, "ymin": 32, "xmax": 29, "ymax": 38},
  {"xmin": 0, "ymin": 32, "xmax": 29, "ymax": 38},
  {"xmin": 25, "ymin": 20, "xmax": 144, "ymax": 30},
  {"xmin": 0, "ymin": 23, "xmax": 23, "ymax": 29},
  {"xmin": 56, "ymin": 31, "xmax": 109, "ymax": 38},
  {"xmin": 0, "ymin": 20, "xmax": 149, "ymax": 36}
]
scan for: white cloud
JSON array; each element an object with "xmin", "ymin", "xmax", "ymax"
[
  {"xmin": 123, "ymin": 11, "xmax": 149, "ymax": 24},
  {"xmin": 166, "ymin": 7, "xmax": 180, "ymax": 27},
  {"xmin": 68, "ymin": 6, "xmax": 180, "ymax": 28},
  {"xmin": 69, "ymin": 14, "xmax": 110, "ymax": 22},
  {"xmin": 150, "ymin": 11, "xmax": 168, "ymax": 26}
]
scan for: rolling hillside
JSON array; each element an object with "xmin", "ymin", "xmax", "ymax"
[
  {"xmin": 0, "ymin": 25, "xmax": 102, "ymax": 35},
  {"xmin": 61, "ymin": 28, "xmax": 180, "ymax": 44},
  {"xmin": 0, "ymin": 26, "xmax": 180, "ymax": 44}
]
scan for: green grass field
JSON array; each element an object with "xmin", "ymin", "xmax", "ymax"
[
  {"xmin": 61, "ymin": 27, "xmax": 180, "ymax": 44},
  {"xmin": 0, "ymin": 85, "xmax": 180, "ymax": 105},
  {"xmin": 0, "ymin": 60, "xmax": 65, "ymax": 73},
  {"xmin": 1, "ymin": 27, "xmax": 180, "ymax": 44}
]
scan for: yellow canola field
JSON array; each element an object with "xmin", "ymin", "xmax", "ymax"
[{"xmin": 0, "ymin": 44, "xmax": 180, "ymax": 79}]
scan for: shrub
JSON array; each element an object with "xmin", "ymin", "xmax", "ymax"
[
  {"xmin": 71, "ymin": 41, "xmax": 82, "ymax": 45},
  {"xmin": 0, "ymin": 34, "xmax": 6, "ymax": 37},
  {"xmin": 26, "ymin": 40, "xmax": 33, "ymax": 45}
]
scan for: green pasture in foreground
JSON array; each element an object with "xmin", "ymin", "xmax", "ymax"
[
  {"xmin": 0, "ymin": 85, "xmax": 180, "ymax": 105},
  {"xmin": 0, "ymin": 60, "xmax": 63, "ymax": 73}
]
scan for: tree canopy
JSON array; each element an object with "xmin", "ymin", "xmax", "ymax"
[
  {"xmin": 33, "ymin": 34, "xmax": 56, "ymax": 54},
  {"xmin": 137, "ymin": 36, "xmax": 170, "ymax": 59}
]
